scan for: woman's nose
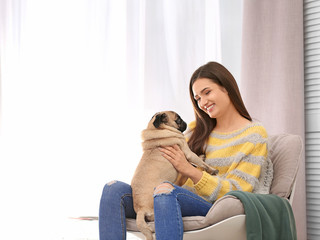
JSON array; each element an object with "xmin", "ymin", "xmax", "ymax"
[{"xmin": 199, "ymin": 97, "xmax": 207, "ymax": 109}]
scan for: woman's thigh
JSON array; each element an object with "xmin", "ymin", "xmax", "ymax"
[{"xmin": 154, "ymin": 182, "xmax": 212, "ymax": 217}]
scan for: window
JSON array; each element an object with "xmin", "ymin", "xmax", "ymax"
[{"xmin": 0, "ymin": 1, "xmax": 229, "ymax": 239}]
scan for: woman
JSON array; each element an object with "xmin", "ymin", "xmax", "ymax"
[{"xmin": 99, "ymin": 61, "xmax": 270, "ymax": 240}]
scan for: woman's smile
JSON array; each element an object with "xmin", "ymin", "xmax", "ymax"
[{"xmin": 205, "ymin": 104, "xmax": 215, "ymax": 113}]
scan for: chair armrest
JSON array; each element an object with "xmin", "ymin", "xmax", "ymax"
[{"xmin": 182, "ymin": 195, "xmax": 245, "ymax": 231}]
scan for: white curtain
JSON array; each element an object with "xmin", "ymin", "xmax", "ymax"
[
  {"xmin": 128, "ymin": 0, "xmax": 221, "ymax": 122},
  {"xmin": 0, "ymin": 0, "xmax": 220, "ymax": 239}
]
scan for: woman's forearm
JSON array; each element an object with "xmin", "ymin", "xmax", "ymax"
[{"xmin": 185, "ymin": 166, "xmax": 203, "ymax": 185}]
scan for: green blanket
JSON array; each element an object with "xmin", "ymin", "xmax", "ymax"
[{"xmin": 226, "ymin": 191, "xmax": 297, "ymax": 240}]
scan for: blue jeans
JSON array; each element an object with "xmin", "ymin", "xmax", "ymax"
[{"xmin": 99, "ymin": 180, "xmax": 213, "ymax": 240}]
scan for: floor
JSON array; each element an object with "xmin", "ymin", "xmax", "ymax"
[{"xmin": 60, "ymin": 218, "xmax": 141, "ymax": 240}]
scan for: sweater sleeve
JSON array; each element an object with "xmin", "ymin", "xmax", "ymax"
[{"xmin": 183, "ymin": 128, "xmax": 268, "ymax": 203}]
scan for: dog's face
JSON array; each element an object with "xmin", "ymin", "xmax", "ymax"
[{"xmin": 150, "ymin": 111, "xmax": 187, "ymax": 132}]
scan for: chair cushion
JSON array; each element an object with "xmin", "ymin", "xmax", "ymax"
[
  {"xmin": 268, "ymin": 134, "xmax": 303, "ymax": 198},
  {"xmin": 126, "ymin": 195, "xmax": 245, "ymax": 232}
]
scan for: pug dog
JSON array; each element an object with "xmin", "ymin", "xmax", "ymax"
[{"xmin": 131, "ymin": 111, "xmax": 218, "ymax": 240}]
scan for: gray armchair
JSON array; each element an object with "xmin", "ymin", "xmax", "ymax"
[{"xmin": 127, "ymin": 134, "xmax": 303, "ymax": 239}]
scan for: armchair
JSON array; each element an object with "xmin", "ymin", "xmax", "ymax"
[{"xmin": 127, "ymin": 133, "xmax": 303, "ymax": 239}]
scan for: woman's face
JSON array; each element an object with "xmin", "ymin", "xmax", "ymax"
[{"xmin": 192, "ymin": 78, "xmax": 231, "ymax": 119}]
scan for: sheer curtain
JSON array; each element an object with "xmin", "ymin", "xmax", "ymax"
[
  {"xmin": 0, "ymin": 0, "xmax": 220, "ymax": 239},
  {"xmin": 128, "ymin": 0, "xmax": 221, "ymax": 122}
]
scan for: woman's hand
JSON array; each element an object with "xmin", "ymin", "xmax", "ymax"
[{"xmin": 159, "ymin": 145, "xmax": 203, "ymax": 184}]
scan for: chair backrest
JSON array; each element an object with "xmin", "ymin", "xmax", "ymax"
[{"xmin": 268, "ymin": 134, "xmax": 303, "ymax": 201}]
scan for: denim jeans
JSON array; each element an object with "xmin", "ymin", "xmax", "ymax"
[{"xmin": 99, "ymin": 180, "xmax": 213, "ymax": 240}]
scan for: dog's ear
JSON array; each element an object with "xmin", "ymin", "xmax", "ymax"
[{"xmin": 153, "ymin": 113, "xmax": 168, "ymax": 128}]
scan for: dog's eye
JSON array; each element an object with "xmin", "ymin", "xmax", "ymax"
[{"xmin": 175, "ymin": 118, "xmax": 182, "ymax": 124}]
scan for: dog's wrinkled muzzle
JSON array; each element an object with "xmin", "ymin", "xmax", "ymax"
[{"xmin": 178, "ymin": 121, "xmax": 187, "ymax": 132}]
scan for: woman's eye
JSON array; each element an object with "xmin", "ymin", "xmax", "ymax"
[{"xmin": 205, "ymin": 90, "xmax": 211, "ymax": 95}]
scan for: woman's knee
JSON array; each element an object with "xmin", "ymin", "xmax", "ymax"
[
  {"xmin": 153, "ymin": 182, "xmax": 175, "ymax": 195},
  {"xmin": 102, "ymin": 180, "xmax": 132, "ymax": 197}
]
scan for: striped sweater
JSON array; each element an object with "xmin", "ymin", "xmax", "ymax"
[{"xmin": 183, "ymin": 122, "xmax": 270, "ymax": 203}]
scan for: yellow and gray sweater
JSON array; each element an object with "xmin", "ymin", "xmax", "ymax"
[{"xmin": 183, "ymin": 122, "xmax": 271, "ymax": 203}]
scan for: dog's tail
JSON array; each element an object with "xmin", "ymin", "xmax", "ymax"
[{"xmin": 136, "ymin": 210, "xmax": 154, "ymax": 240}]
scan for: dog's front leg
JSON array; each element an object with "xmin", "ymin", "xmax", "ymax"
[{"xmin": 181, "ymin": 143, "xmax": 219, "ymax": 175}]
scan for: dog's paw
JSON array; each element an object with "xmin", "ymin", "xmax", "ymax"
[
  {"xmin": 199, "ymin": 154, "xmax": 206, "ymax": 161},
  {"xmin": 210, "ymin": 168, "xmax": 219, "ymax": 175}
]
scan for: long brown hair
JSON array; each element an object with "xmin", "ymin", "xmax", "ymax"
[{"xmin": 188, "ymin": 61, "xmax": 252, "ymax": 155}]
